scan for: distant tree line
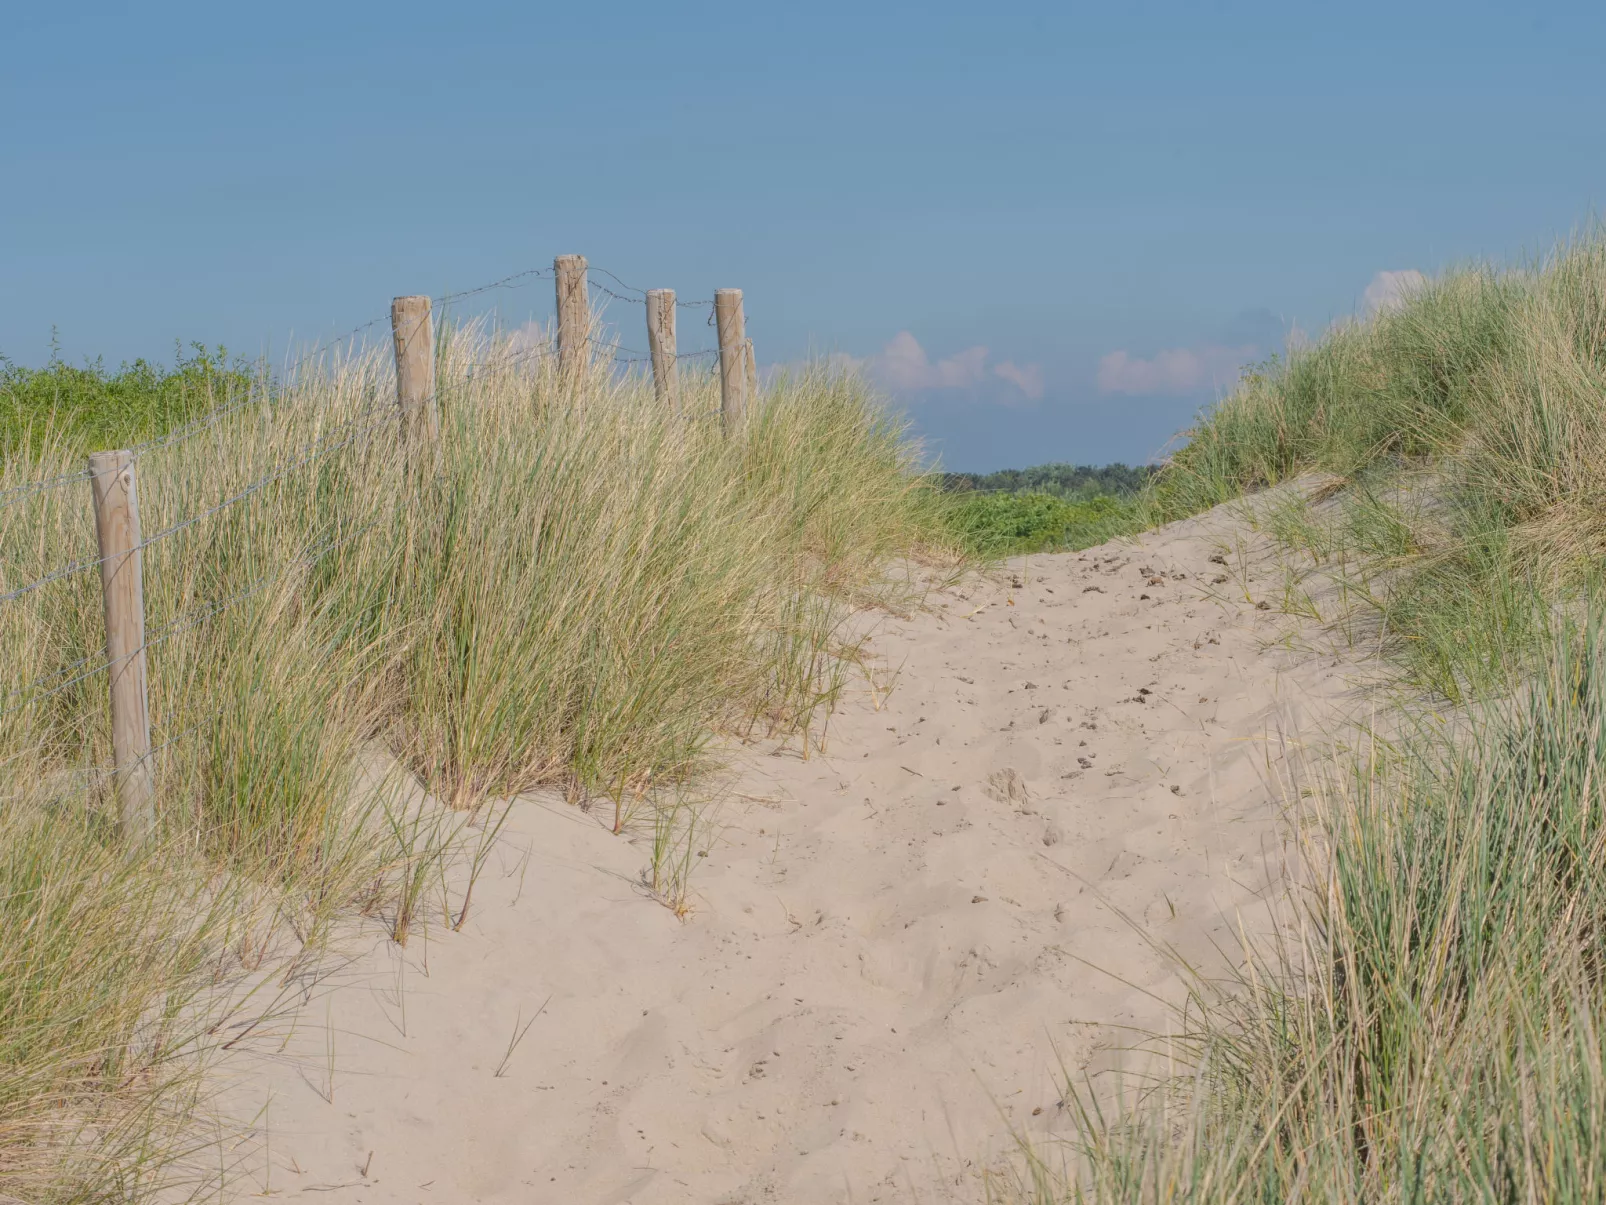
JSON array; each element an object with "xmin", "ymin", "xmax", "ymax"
[{"xmin": 937, "ymin": 462, "xmax": 1155, "ymax": 499}]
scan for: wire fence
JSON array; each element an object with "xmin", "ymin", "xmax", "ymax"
[
  {"xmin": 0, "ymin": 519, "xmax": 374, "ymax": 720},
  {"xmin": 0, "ymin": 256, "xmax": 763, "ymax": 805},
  {"xmin": 1, "ymin": 260, "xmax": 734, "ymax": 507},
  {"xmin": 0, "ymin": 402, "xmax": 392, "ymax": 605},
  {"xmin": 6, "ymin": 707, "xmax": 226, "ymax": 809}
]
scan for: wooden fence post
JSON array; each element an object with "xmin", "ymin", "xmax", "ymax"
[
  {"xmin": 89, "ymin": 450, "xmax": 154, "ymax": 842},
  {"xmin": 390, "ymin": 295, "xmax": 438, "ymax": 444},
  {"xmin": 715, "ymin": 288, "xmax": 748, "ymax": 431},
  {"xmin": 645, "ymin": 288, "xmax": 678, "ymax": 408},
  {"xmin": 555, "ymin": 254, "xmax": 589, "ymax": 375}
]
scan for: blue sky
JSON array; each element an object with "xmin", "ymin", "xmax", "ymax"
[{"xmin": 5, "ymin": 2, "xmax": 1605, "ymax": 471}]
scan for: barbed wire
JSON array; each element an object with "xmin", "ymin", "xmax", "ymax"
[
  {"xmin": 586, "ymin": 268, "xmax": 713, "ymax": 308},
  {"xmin": 0, "ymin": 519, "xmax": 374, "ymax": 720},
  {"xmin": 0, "ymin": 261, "xmax": 720, "ymax": 507},
  {"xmin": 0, "ymin": 405, "xmax": 392, "ymax": 606},
  {"xmin": 589, "ymin": 282, "xmax": 647, "ymax": 307},
  {"xmin": 611, "ymin": 348, "xmax": 721, "ymax": 366},
  {"xmin": 436, "ymin": 267, "xmax": 553, "ymax": 307},
  {"xmin": 17, "ymin": 706, "xmax": 226, "ymax": 807},
  {"xmin": 0, "ymin": 466, "xmax": 95, "ymax": 511},
  {"xmin": 128, "ymin": 314, "xmax": 393, "ymax": 462},
  {"xmin": 0, "ymin": 255, "xmax": 740, "ymax": 602},
  {"xmin": 463, "ymin": 344, "xmax": 560, "ymax": 374}
]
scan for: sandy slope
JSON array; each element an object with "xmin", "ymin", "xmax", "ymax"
[{"xmin": 217, "ymin": 510, "xmax": 1357, "ymax": 1203}]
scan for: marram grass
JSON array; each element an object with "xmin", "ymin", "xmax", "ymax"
[
  {"xmin": 0, "ymin": 325, "xmax": 948, "ymax": 1200},
  {"xmin": 998, "ymin": 606, "xmax": 1606, "ymax": 1203},
  {"xmin": 996, "ymin": 228, "xmax": 1606, "ymax": 1202}
]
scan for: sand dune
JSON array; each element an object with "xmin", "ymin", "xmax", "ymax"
[{"xmin": 217, "ymin": 509, "xmax": 1357, "ymax": 1202}]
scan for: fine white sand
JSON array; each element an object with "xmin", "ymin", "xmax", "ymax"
[{"xmin": 216, "ymin": 509, "xmax": 1357, "ymax": 1202}]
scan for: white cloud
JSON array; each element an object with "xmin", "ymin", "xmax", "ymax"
[
  {"xmin": 873, "ymin": 331, "xmax": 990, "ymax": 390},
  {"xmin": 505, "ymin": 320, "xmax": 551, "ymax": 353},
  {"xmin": 860, "ymin": 331, "xmax": 1045, "ymax": 402},
  {"xmin": 1363, "ymin": 269, "xmax": 1427, "ymax": 315},
  {"xmin": 992, "ymin": 360, "xmax": 1045, "ymax": 400},
  {"xmin": 1096, "ymin": 344, "xmax": 1258, "ymax": 397}
]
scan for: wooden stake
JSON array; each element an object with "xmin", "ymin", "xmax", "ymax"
[
  {"xmin": 89, "ymin": 450, "xmax": 153, "ymax": 841},
  {"xmin": 715, "ymin": 288, "xmax": 748, "ymax": 431},
  {"xmin": 554, "ymin": 254, "xmax": 589, "ymax": 375},
  {"xmin": 645, "ymin": 288, "xmax": 678, "ymax": 408},
  {"xmin": 390, "ymin": 296, "xmax": 438, "ymax": 444}
]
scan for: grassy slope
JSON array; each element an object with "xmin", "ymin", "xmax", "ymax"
[
  {"xmin": 1006, "ymin": 232, "xmax": 1606, "ymax": 1202},
  {"xmin": 0, "ymin": 335, "xmax": 948, "ymax": 1200}
]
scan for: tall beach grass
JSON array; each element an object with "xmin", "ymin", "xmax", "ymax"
[
  {"xmin": 1148, "ymin": 230, "xmax": 1606, "ymax": 698},
  {"xmin": 1003, "ymin": 227, "xmax": 1606, "ymax": 1201},
  {"xmin": 0, "ymin": 322, "xmax": 946, "ymax": 1199}
]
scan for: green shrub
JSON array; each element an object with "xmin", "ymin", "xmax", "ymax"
[
  {"xmin": 940, "ymin": 462, "xmax": 1154, "ymax": 501},
  {"xmin": 0, "ymin": 342, "xmax": 257, "ymax": 457},
  {"xmin": 944, "ymin": 490, "xmax": 1141, "ymax": 556}
]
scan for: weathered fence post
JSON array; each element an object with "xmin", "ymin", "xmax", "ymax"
[
  {"xmin": 645, "ymin": 288, "xmax": 678, "ymax": 408},
  {"xmin": 555, "ymin": 254, "xmax": 589, "ymax": 375},
  {"xmin": 89, "ymin": 450, "xmax": 153, "ymax": 841},
  {"xmin": 390, "ymin": 295, "xmax": 438, "ymax": 444},
  {"xmin": 715, "ymin": 288, "xmax": 748, "ymax": 432}
]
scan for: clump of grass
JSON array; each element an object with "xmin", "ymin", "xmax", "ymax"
[
  {"xmin": 0, "ymin": 804, "xmax": 237, "ymax": 1202},
  {"xmin": 996, "ymin": 226, "xmax": 1606, "ymax": 1203},
  {"xmin": 1144, "ymin": 228, "xmax": 1606, "ymax": 697},
  {"xmin": 1007, "ymin": 602, "xmax": 1606, "ymax": 1203},
  {"xmin": 0, "ymin": 327, "xmax": 945, "ymax": 1195}
]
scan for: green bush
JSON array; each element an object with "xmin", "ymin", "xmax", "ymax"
[
  {"xmin": 940, "ymin": 462, "xmax": 1154, "ymax": 501},
  {"xmin": 944, "ymin": 490, "xmax": 1141, "ymax": 556},
  {"xmin": 0, "ymin": 342, "xmax": 257, "ymax": 457}
]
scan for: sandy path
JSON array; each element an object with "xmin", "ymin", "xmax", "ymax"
[{"xmin": 218, "ymin": 511, "xmax": 1355, "ymax": 1203}]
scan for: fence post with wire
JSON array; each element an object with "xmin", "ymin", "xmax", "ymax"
[
  {"xmin": 0, "ymin": 256, "xmax": 761, "ymax": 831},
  {"xmin": 645, "ymin": 289, "xmax": 678, "ymax": 408},
  {"xmin": 715, "ymin": 289, "xmax": 749, "ymax": 431},
  {"xmin": 88, "ymin": 449, "xmax": 154, "ymax": 841},
  {"xmin": 555, "ymin": 255, "xmax": 590, "ymax": 374},
  {"xmin": 391, "ymin": 295, "xmax": 438, "ymax": 446}
]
